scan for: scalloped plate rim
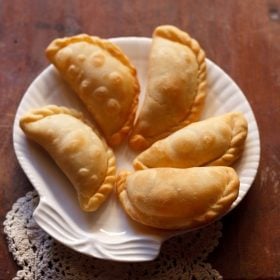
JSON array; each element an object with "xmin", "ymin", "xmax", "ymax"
[{"xmin": 13, "ymin": 36, "xmax": 260, "ymax": 262}]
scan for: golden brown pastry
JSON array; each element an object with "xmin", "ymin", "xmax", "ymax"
[
  {"xmin": 117, "ymin": 167, "xmax": 239, "ymax": 230},
  {"xmin": 46, "ymin": 34, "xmax": 140, "ymax": 147},
  {"xmin": 129, "ymin": 25, "xmax": 207, "ymax": 151},
  {"xmin": 20, "ymin": 105, "xmax": 116, "ymax": 212},
  {"xmin": 134, "ymin": 112, "xmax": 248, "ymax": 170}
]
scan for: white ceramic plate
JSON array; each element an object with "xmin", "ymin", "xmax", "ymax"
[{"xmin": 13, "ymin": 37, "xmax": 260, "ymax": 262}]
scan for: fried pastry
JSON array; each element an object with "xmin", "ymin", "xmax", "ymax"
[
  {"xmin": 129, "ymin": 25, "xmax": 207, "ymax": 151},
  {"xmin": 117, "ymin": 167, "xmax": 239, "ymax": 230},
  {"xmin": 134, "ymin": 112, "xmax": 248, "ymax": 170},
  {"xmin": 20, "ymin": 105, "xmax": 116, "ymax": 212},
  {"xmin": 46, "ymin": 34, "xmax": 140, "ymax": 146}
]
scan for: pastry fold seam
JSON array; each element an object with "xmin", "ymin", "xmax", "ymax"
[
  {"xmin": 116, "ymin": 168, "xmax": 239, "ymax": 230},
  {"xmin": 46, "ymin": 34, "xmax": 136, "ymax": 74},
  {"xmin": 149, "ymin": 25, "xmax": 207, "ymax": 141},
  {"xmin": 46, "ymin": 34, "xmax": 140, "ymax": 146},
  {"xmin": 20, "ymin": 105, "xmax": 116, "ymax": 212},
  {"xmin": 206, "ymin": 113, "xmax": 248, "ymax": 166},
  {"xmin": 80, "ymin": 148, "xmax": 116, "ymax": 212},
  {"xmin": 129, "ymin": 25, "xmax": 207, "ymax": 150}
]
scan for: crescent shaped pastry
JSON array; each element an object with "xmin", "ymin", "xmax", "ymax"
[
  {"xmin": 46, "ymin": 34, "xmax": 140, "ymax": 147},
  {"xmin": 116, "ymin": 167, "xmax": 239, "ymax": 230},
  {"xmin": 20, "ymin": 105, "xmax": 116, "ymax": 212},
  {"xmin": 133, "ymin": 112, "xmax": 248, "ymax": 170},
  {"xmin": 129, "ymin": 25, "xmax": 207, "ymax": 151}
]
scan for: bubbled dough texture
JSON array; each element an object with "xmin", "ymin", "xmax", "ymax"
[
  {"xmin": 120, "ymin": 167, "xmax": 238, "ymax": 229},
  {"xmin": 54, "ymin": 42, "xmax": 136, "ymax": 139},
  {"xmin": 126, "ymin": 168, "xmax": 230, "ymax": 218},
  {"xmin": 21, "ymin": 114, "xmax": 107, "ymax": 206},
  {"xmin": 134, "ymin": 36, "xmax": 199, "ymax": 139},
  {"xmin": 135, "ymin": 114, "xmax": 234, "ymax": 169}
]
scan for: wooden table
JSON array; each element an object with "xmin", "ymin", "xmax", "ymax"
[{"xmin": 0, "ymin": 1, "xmax": 279, "ymax": 279}]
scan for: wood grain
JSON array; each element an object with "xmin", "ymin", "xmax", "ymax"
[{"xmin": 0, "ymin": 0, "xmax": 279, "ymax": 279}]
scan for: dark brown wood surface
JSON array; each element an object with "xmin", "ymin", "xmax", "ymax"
[{"xmin": 0, "ymin": 0, "xmax": 279, "ymax": 279}]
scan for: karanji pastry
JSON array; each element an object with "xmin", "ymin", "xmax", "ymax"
[
  {"xmin": 129, "ymin": 25, "xmax": 207, "ymax": 151},
  {"xmin": 20, "ymin": 105, "xmax": 116, "ymax": 212},
  {"xmin": 133, "ymin": 112, "xmax": 248, "ymax": 170},
  {"xmin": 117, "ymin": 167, "xmax": 239, "ymax": 230},
  {"xmin": 46, "ymin": 34, "xmax": 140, "ymax": 146}
]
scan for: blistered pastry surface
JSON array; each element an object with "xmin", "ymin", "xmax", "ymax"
[
  {"xmin": 116, "ymin": 167, "xmax": 239, "ymax": 230},
  {"xmin": 129, "ymin": 25, "xmax": 207, "ymax": 151},
  {"xmin": 13, "ymin": 34, "xmax": 260, "ymax": 261},
  {"xmin": 20, "ymin": 105, "xmax": 116, "ymax": 212},
  {"xmin": 46, "ymin": 34, "xmax": 140, "ymax": 146},
  {"xmin": 133, "ymin": 112, "xmax": 248, "ymax": 169}
]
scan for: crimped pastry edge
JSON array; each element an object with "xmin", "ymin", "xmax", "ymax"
[
  {"xmin": 206, "ymin": 112, "xmax": 248, "ymax": 167},
  {"xmin": 116, "ymin": 167, "xmax": 239, "ymax": 230},
  {"xmin": 46, "ymin": 34, "xmax": 140, "ymax": 147},
  {"xmin": 129, "ymin": 25, "xmax": 207, "ymax": 151},
  {"xmin": 80, "ymin": 147, "xmax": 116, "ymax": 212},
  {"xmin": 20, "ymin": 105, "xmax": 116, "ymax": 212},
  {"xmin": 132, "ymin": 112, "xmax": 248, "ymax": 170}
]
